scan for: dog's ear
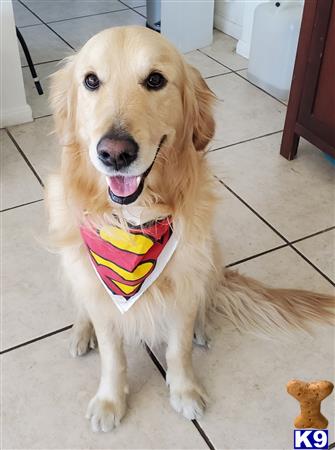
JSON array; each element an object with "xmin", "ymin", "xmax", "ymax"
[
  {"xmin": 184, "ymin": 65, "xmax": 216, "ymax": 151},
  {"xmin": 49, "ymin": 56, "xmax": 77, "ymax": 145}
]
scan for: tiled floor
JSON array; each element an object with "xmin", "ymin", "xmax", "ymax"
[{"xmin": 2, "ymin": 2, "xmax": 335, "ymax": 449}]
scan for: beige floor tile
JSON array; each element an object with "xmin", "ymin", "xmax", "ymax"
[
  {"xmin": 13, "ymin": 0, "xmax": 41, "ymax": 27},
  {"xmin": 236, "ymin": 246, "xmax": 334, "ymax": 293},
  {"xmin": 207, "ymin": 133, "xmax": 335, "ymax": 241},
  {"xmin": 213, "ymin": 179, "xmax": 283, "ymax": 265},
  {"xmin": 22, "ymin": 61, "xmax": 58, "ymax": 118},
  {"xmin": 0, "ymin": 130, "xmax": 43, "ymax": 210},
  {"xmin": 184, "ymin": 50, "xmax": 230, "ymax": 79},
  {"xmin": 19, "ymin": 24, "xmax": 73, "ymax": 66},
  {"xmin": 295, "ymin": 229, "xmax": 335, "ymax": 282},
  {"xmin": 21, "ymin": 0, "xmax": 125, "ymax": 22},
  {"xmin": 50, "ymin": 10, "xmax": 146, "ymax": 50},
  {"xmin": 194, "ymin": 323, "xmax": 334, "ymax": 449},
  {"xmin": 9, "ymin": 116, "xmax": 60, "ymax": 183},
  {"xmin": 195, "ymin": 248, "xmax": 334, "ymax": 449},
  {"xmin": 151, "ymin": 247, "xmax": 334, "ymax": 449},
  {"xmin": 206, "ymin": 73, "xmax": 286, "ymax": 150},
  {"xmin": 201, "ymin": 30, "xmax": 248, "ymax": 71},
  {"xmin": 1, "ymin": 202, "xmax": 75, "ymax": 350},
  {"xmin": 237, "ymin": 68, "xmax": 289, "ymax": 104},
  {"xmin": 2, "ymin": 331, "xmax": 207, "ymax": 449}
]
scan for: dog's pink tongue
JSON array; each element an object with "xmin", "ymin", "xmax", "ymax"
[{"xmin": 107, "ymin": 175, "xmax": 140, "ymax": 197}]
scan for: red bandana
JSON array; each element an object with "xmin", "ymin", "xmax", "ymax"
[{"xmin": 80, "ymin": 218, "xmax": 178, "ymax": 313}]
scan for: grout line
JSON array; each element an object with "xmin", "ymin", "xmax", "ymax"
[
  {"xmin": 21, "ymin": 58, "xmax": 61, "ymax": 69},
  {"xmin": 192, "ymin": 421, "xmax": 216, "ymax": 450},
  {"xmin": 290, "ymin": 226, "xmax": 335, "ymax": 245},
  {"xmin": 219, "ymin": 180, "xmax": 335, "ymax": 287},
  {"xmin": 226, "ymin": 243, "xmax": 289, "ymax": 268},
  {"xmin": 144, "ymin": 344, "xmax": 216, "ymax": 450},
  {"xmin": 225, "ymin": 224, "xmax": 335, "ymax": 268},
  {"xmin": 290, "ymin": 244, "xmax": 335, "ymax": 286},
  {"xmin": 118, "ymin": 0, "xmax": 146, "ymax": 19},
  {"xmin": 131, "ymin": 8, "xmax": 147, "ymax": 19},
  {"xmin": 6, "ymin": 130, "xmax": 44, "ymax": 188},
  {"xmin": 19, "ymin": 5, "xmax": 144, "ymax": 29},
  {"xmin": 18, "ymin": 22, "xmax": 42, "ymax": 29},
  {"xmin": 224, "ymin": 226, "xmax": 335, "ymax": 269},
  {"xmin": 197, "ymin": 48, "xmax": 286, "ymax": 107},
  {"xmin": 145, "ymin": 344, "xmax": 166, "ymax": 380},
  {"xmin": 0, "ymin": 325, "xmax": 73, "ymax": 355},
  {"xmin": 233, "ymin": 70, "xmax": 287, "ymax": 107},
  {"xmin": 45, "ymin": 7, "xmax": 130, "ymax": 25},
  {"xmin": 18, "ymin": 0, "xmax": 76, "ymax": 51},
  {"xmin": 197, "ymin": 49, "xmax": 232, "ymax": 72},
  {"xmin": 205, "ymin": 71, "xmax": 232, "ymax": 80},
  {"xmin": 1, "ymin": 198, "xmax": 44, "ymax": 213},
  {"xmin": 208, "ymin": 130, "xmax": 283, "ymax": 153},
  {"xmin": 34, "ymin": 113, "xmax": 53, "ymax": 120}
]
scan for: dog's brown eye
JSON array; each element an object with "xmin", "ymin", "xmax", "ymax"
[
  {"xmin": 84, "ymin": 73, "xmax": 100, "ymax": 91},
  {"xmin": 145, "ymin": 72, "xmax": 166, "ymax": 90}
]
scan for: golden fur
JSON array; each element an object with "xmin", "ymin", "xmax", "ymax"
[{"xmin": 46, "ymin": 26, "xmax": 334, "ymax": 432}]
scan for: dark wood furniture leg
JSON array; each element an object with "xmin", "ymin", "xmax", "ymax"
[
  {"xmin": 280, "ymin": 129, "xmax": 300, "ymax": 161},
  {"xmin": 280, "ymin": 1, "xmax": 317, "ymax": 161}
]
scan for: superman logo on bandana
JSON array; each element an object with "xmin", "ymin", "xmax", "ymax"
[{"xmin": 80, "ymin": 218, "xmax": 178, "ymax": 313}]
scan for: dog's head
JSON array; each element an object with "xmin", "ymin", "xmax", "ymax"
[{"xmin": 50, "ymin": 26, "xmax": 215, "ymax": 208}]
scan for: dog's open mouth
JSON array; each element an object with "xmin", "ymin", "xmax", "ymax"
[
  {"xmin": 107, "ymin": 173, "xmax": 146, "ymax": 205},
  {"xmin": 106, "ymin": 135, "xmax": 166, "ymax": 205}
]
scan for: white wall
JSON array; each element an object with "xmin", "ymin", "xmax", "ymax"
[
  {"xmin": 214, "ymin": 0, "xmax": 245, "ymax": 40},
  {"xmin": 0, "ymin": 0, "xmax": 32, "ymax": 127},
  {"xmin": 214, "ymin": 0, "xmax": 263, "ymax": 57}
]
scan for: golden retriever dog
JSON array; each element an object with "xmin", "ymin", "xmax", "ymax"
[{"xmin": 47, "ymin": 26, "xmax": 334, "ymax": 432}]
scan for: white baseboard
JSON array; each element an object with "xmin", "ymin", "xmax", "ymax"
[
  {"xmin": 0, "ymin": 104, "xmax": 33, "ymax": 127},
  {"xmin": 236, "ymin": 39, "xmax": 250, "ymax": 59},
  {"xmin": 214, "ymin": 14, "xmax": 242, "ymax": 40}
]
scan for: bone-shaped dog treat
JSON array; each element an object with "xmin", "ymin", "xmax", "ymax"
[{"xmin": 287, "ymin": 379, "xmax": 334, "ymax": 429}]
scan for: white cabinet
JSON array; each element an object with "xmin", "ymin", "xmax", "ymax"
[
  {"xmin": 161, "ymin": 0, "xmax": 214, "ymax": 53},
  {"xmin": 0, "ymin": 0, "xmax": 32, "ymax": 127}
]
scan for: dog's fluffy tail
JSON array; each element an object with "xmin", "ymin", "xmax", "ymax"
[{"xmin": 211, "ymin": 269, "xmax": 335, "ymax": 336}]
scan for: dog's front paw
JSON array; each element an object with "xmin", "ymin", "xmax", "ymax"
[
  {"xmin": 69, "ymin": 324, "xmax": 97, "ymax": 358},
  {"xmin": 86, "ymin": 395, "xmax": 127, "ymax": 432},
  {"xmin": 169, "ymin": 384, "xmax": 207, "ymax": 421}
]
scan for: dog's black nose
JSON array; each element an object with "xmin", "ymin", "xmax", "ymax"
[{"xmin": 97, "ymin": 132, "xmax": 139, "ymax": 170}]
